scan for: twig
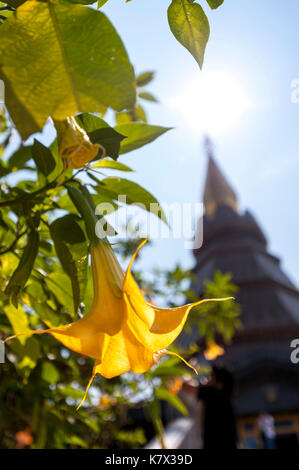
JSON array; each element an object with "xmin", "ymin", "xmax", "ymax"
[
  {"xmin": 0, "ymin": 230, "xmax": 27, "ymax": 255},
  {"xmin": 0, "ymin": 169, "xmax": 83, "ymax": 208}
]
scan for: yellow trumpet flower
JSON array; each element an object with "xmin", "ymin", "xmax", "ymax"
[
  {"xmin": 54, "ymin": 116, "xmax": 105, "ymax": 169},
  {"xmin": 4, "ymin": 239, "xmax": 230, "ymax": 409},
  {"xmin": 204, "ymin": 340, "xmax": 225, "ymax": 361}
]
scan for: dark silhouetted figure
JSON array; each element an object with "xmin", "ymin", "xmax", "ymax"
[{"xmin": 198, "ymin": 365, "xmax": 237, "ymax": 449}]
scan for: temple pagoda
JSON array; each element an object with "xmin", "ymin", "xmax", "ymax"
[{"xmin": 188, "ymin": 144, "xmax": 299, "ymax": 448}]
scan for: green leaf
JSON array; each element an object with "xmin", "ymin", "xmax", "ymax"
[
  {"xmin": 5, "ymin": 229, "xmax": 39, "ymax": 303},
  {"xmin": 5, "ymin": 0, "xmax": 25, "ymax": 7},
  {"xmin": 41, "ymin": 361, "xmax": 60, "ymax": 384},
  {"xmin": 7, "ymin": 145, "xmax": 33, "ymax": 170},
  {"xmin": 50, "ymin": 215, "xmax": 86, "ymax": 245},
  {"xmin": 98, "ymin": 0, "xmax": 109, "ymax": 6},
  {"xmin": 92, "ymin": 193, "xmax": 119, "ymax": 214},
  {"xmin": 57, "ymin": 385, "xmax": 85, "ymax": 400},
  {"xmin": 82, "ymin": 267, "xmax": 94, "ymax": 313},
  {"xmin": 67, "ymin": 185, "xmax": 98, "ymax": 245},
  {"xmin": 138, "ymin": 91, "xmax": 158, "ymax": 103},
  {"xmin": 4, "ymin": 303, "xmax": 30, "ymax": 346},
  {"xmin": 32, "ymin": 139, "xmax": 56, "ymax": 177},
  {"xmin": 50, "ymin": 238, "xmax": 80, "ymax": 312},
  {"xmin": 98, "ymin": 177, "xmax": 167, "ymax": 224},
  {"xmin": 151, "ymin": 365, "xmax": 189, "ymax": 377},
  {"xmin": 147, "ymin": 400, "xmax": 165, "ymax": 445},
  {"xmin": 206, "ymin": 0, "xmax": 224, "ymax": 9},
  {"xmin": 136, "ymin": 71, "xmax": 155, "ymax": 87},
  {"xmin": 66, "ymin": 435, "xmax": 88, "ymax": 448},
  {"xmin": 115, "ymin": 112, "xmax": 132, "ymax": 125},
  {"xmin": 75, "ymin": 113, "xmax": 126, "ymax": 160},
  {"xmin": 167, "ymin": 0, "xmax": 210, "ymax": 68},
  {"xmin": 50, "ymin": 218, "xmax": 88, "ymax": 313},
  {"xmin": 115, "ymin": 123, "xmax": 171, "ymax": 154},
  {"xmin": 135, "ymin": 104, "xmax": 147, "ymax": 123},
  {"xmin": 45, "ymin": 272, "xmax": 74, "ymax": 315},
  {"xmin": 0, "ymin": 1, "xmax": 136, "ymax": 139},
  {"xmin": 154, "ymin": 387, "xmax": 188, "ymax": 416},
  {"xmin": 148, "ymin": 356, "xmax": 188, "ymax": 377},
  {"xmin": 92, "ymin": 158, "xmax": 133, "ymax": 172},
  {"xmin": 26, "ymin": 282, "xmax": 61, "ymax": 327},
  {"xmin": 9, "ymin": 336, "xmax": 40, "ymax": 371}
]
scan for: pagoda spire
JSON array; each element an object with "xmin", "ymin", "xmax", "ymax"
[{"xmin": 203, "ymin": 137, "xmax": 238, "ymax": 216}]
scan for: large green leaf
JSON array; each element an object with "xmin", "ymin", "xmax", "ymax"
[
  {"xmin": 97, "ymin": 177, "xmax": 167, "ymax": 223},
  {"xmin": 167, "ymin": 0, "xmax": 210, "ymax": 68},
  {"xmin": 75, "ymin": 113, "xmax": 126, "ymax": 160},
  {"xmin": 206, "ymin": 0, "xmax": 224, "ymax": 9},
  {"xmin": 0, "ymin": 1, "xmax": 136, "ymax": 139},
  {"xmin": 115, "ymin": 123, "xmax": 171, "ymax": 154}
]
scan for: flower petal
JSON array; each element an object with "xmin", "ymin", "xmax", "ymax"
[
  {"xmin": 76, "ymin": 363, "xmax": 97, "ymax": 411},
  {"xmin": 54, "ymin": 117, "xmax": 102, "ymax": 169},
  {"xmin": 123, "ymin": 238, "xmax": 155, "ymax": 329},
  {"xmin": 126, "ymin": 298, "xmax": 231, "ymax": 352},
  {"xmin": 3, "ymin": 321, "xmax": 109, "ymax": 360},
  {"xmin": 95, "ymin": 323, "xmax": 155, "ymax": 378},
  {"xmin": 164, "ymin": 350, "xmax": 198, "ymax": 375},
  {"xmin": 87, "ymin": 242, "xmax": 125, "ymax": 335},
  {"xmin": 94, "ymin": 330, "xmax": 131, "ymax": 378},
  {"xmin": 122, "ymin": 322, "xmax": 155, "ymax": 374}
]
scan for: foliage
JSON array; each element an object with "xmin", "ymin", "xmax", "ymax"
[
  {"xmin": 0, "ymin": 0, "xmax": 229, "ymax": 449},
  {"xmin": 168, "ymin": 0, "xmax": 210, "ymax": 69},
  {"xmin": 187, "ymin": 270, "xmax": 241, "ymax": 342}
]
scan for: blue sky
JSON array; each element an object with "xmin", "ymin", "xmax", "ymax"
[{"xmin": 97, "ymin": 0, "xmax": 299, "ymax": 287}]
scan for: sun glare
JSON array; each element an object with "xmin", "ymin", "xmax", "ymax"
[{"xmin": 169, "ymin": 70, "xmax": 253, "ymax": 136}]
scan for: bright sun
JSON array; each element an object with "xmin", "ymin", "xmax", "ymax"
[{"xmin": 169, "ymin": 70, "xmax": 253, "ymax": 136}]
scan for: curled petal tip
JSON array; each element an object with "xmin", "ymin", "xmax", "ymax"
[
  {"xmin": 165, "ymin": 350, "xmax": 198, "ymax": 375},
  {"xmin": 76, "ymin": 368, "xmax": 96, "ymax": 411},
  {"xmin": 124, "ymin": 237, "xmax": 149, "ymax": 286}
]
